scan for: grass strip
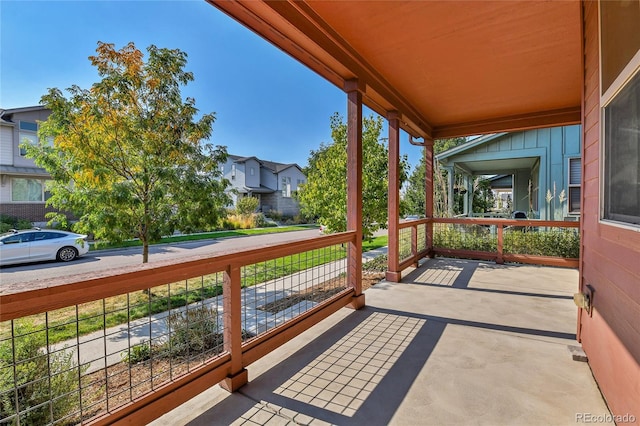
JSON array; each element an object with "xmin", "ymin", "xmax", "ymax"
[{"xmin": 4, "ymin": 235, "xmax": 388, "ymax": 344}]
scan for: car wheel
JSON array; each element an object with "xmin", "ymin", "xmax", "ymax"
[{"xmin": 57, "ymin": 246, "xmax": 78, "ymax": 262}]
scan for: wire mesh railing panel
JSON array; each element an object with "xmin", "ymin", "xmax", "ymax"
[
  {"xmin": 432, "ymin": 222, "xmax": 498, "ymax": 253},
  {"xmin": 399, "ymin": 227, "xmax": 412, "ymax": 261},
  {"xmin": 417, "ymin": 223, "xmax": 427, "ymax": 252},
  {"xmin": 242, "ymin": 243, "xmax": 348, "ymax": 338},
  {"xmin": 0, "ymin": 272, "xmax": 227, "ymax": 425},
  {"xmin": 503, "ymin": 226, "xmax": 580, "ymax": 258}
]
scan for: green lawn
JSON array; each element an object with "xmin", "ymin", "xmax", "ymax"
[
  {"xmin": 3, "ymin": 233, "xmax": 389, "ymax": 345},
  {"xmin": 90, "ymin": 225, "xmax": 318, "ymax": 250}
]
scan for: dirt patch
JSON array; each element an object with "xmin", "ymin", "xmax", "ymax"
[{"xmin": 259, "ymin": 271, "xmax": 385, "ymax": 314}]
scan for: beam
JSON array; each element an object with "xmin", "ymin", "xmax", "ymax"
[{"xmin": 432, "ymin": 107, "xmax": 581, "ymax": 139}]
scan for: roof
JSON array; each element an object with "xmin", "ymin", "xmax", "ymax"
[
  {"xmin": 435, "ymin": 133, "xmax": 507, "ymax": 161},
  {"xmin": 229, "ymin": 154, "xmax": 303, "ymax": 174},
  {"xmin": 208, "ymin": 1, "xmax": 582, "ymax": 139},
  {"xmin": 0, "ymin": 165, "xmax": 50, "ymax": 176},
  {"xmin": 0, "ymin": 106, "xmax": 48, "ymax": 122},
  {"xmin": 237, "ymin": 185, "xmax": 275, "ymax": 194}
]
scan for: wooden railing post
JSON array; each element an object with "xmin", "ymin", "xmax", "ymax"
[
  {"xmin": 345, "ymin": 79, "xmax": 365, "ymax": 309},
  {"xmin": 411, "ymin": 224, "xmax": 418, "ymax": 267},
  {"xmin": 386, "ymin": 111, "xmax": 402, "ymax": 282},
  {"xmin": 497, "ymin": 224, "xmax": 504, "ymax": 264},
  {"xmin": 220, "ymin": 263, "xmax": 248, "ymax": 392}
]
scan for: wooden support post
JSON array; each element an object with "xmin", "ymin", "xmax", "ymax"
[
  {"xmin": 497, "ymin": 224, "xmax": 504, "ymax": 264},
  {"xmin": 424, "ymin": 139, "xmax": 434, "ymax": 256},
  {"xmin": 221, "ymin": 264, "xmax": 248, "ymax": 392},
  {"xmin": 345, "ymin": 79, "xmax": 365, "ymax": 309},
  {"xmin": 386, "ymin": 111, "xmax": 402, "ymax": 282},
  {"xmin": 411, "ymin": 225, "xmax": 418, "ymax": 267}
]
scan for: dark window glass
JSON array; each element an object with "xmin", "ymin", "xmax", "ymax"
[
  {"xmin": 19, "ymin": 121, "xmax": 38, "ymax": 132},
  {"xmin": 604, "ymin": 71, "xmax": 640, "ymax": 225}
]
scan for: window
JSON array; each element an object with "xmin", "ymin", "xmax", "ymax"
[
  {"xmin": 600, "ymin": 1, "xmax": 640, "ymax": 227},
  {"xmin": 231, "ymin": 164, "xmax": 236, "ymax": 180},
  {"xmin": 282, "ymin": 177, "xmax": 291, "ymax": 198},
  {"xmin": 250, "ymin": 167, "xmax": 254, "ymax": 176},
  {"xmin": 11, "ymin": 178, "xmax": 45, "ymax": 202},
  {"xmin": 19, "ymin": 121, "xmax": 38, "ymax": 156},
  {"xmin": 603, "ymin": 71, "xmax": 640, "ymax": 225},
  {"xmin": 568, "ymin": 158, "xmax": 581, "ymax": 214}
]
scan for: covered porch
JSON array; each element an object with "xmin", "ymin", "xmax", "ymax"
[{"xmin": 152, "ymin": 258, "xmax": 610, "ymax": 425}]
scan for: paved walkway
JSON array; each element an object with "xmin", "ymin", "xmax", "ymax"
[
  {"xmin": 50, "ymin": 247, "xmax": 388, "ymax": 373},
  {"xmin": 151, "ymin": 258, "xmax": 612, "ymax": 426}
]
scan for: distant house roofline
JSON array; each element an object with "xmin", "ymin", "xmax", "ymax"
[
  {"xmin": 0, "ymin": 105, "xmax": 49, "ymax": 122},
  {"xmin": 228, "ymin": 153, "xmax": 304, "ymax": 175},
  {"xmin": 435, "ymin": 133, "xmax": 508, "ymax": 161}
]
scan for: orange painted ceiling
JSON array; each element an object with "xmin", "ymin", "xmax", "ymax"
[{"xmin": 208, "ymin": 1, "xmax": 583, "ymax": 139}]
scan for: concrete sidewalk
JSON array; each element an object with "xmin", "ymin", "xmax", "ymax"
[
  {"xmin": 50, "ymin": 247, "xmax": 388, "ymax": 373},
  {"xmin": 152, "ymin": 258, "xmax": 611, "ymax": 426}
]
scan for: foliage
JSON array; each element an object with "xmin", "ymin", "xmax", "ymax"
[
  {"xmin": 471, "ymin": 177, "xmax": 495, "ymax": 214},
  {"xmin": 236, "ymin": 197, "xmax": 259, "ymax": 216},
  {"xmin": 0, "ymin": 321, "xmax": 86, "ymax": 425},
  {"xmin": 222, "ymin": 213, "xmax": 272, "ymax": 229},
  {"xmin": 504, "ymin": 228, "xmax": 579, "ymax": 258},
  {"xmin": 362, "ymin": 254, "xmax": 388, "ymax": 272},
  {"xmin": 121, "ymin": 340, "xmax": 152, "ymax": 364},
  {"xmin": 432, "ymin": 225, "xmax": 580, "ymax": 258},
  {"xmin": 165, "ymin": 305, "xmax": 221, "ymax": 356},
  {"xmin": 403, "ymin": 138, "xmax": 466, "ymax": 217},
  {"xmin": 297, "ymin": 113, "xmax": 409, "ymax": 240},
  {"xmin": 26, "ymin": 42, "xmax": 230, "ymax": 263},
  {"xmin": 433, "ymin": 224, "xmax": 497, "ymax": 252},
  {"xmin": 0, "ymin": 215, "xmax": 32, "ymax": 233}
]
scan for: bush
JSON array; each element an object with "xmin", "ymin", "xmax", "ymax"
[
  {"xmin": 165, "ymin": 305, "xmax": 221, "ymax": 357},
  {"xmin": 0, "ymin": 215, "xmax": 32, "ymax": 232},
  {"xmin": 0, "ymin": 321, "xmax": 85, "ymax": 424},
  {"xmin": 236, "ymin": 197, "xmax": 259, "ymax": 216},
  {"xmin": 504, "ymin": 228, "xmax": 580, "ymax": 258},
  {"xmin": 121, "ymin": 341, "xmax": 152, "ymax": 364}
]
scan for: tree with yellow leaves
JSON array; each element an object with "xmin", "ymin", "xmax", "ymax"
[{"xmin": 27, "ymin": 42, "xmax": 230, "ymax": 263}]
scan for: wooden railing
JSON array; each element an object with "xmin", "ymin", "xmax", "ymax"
[
  {"xmin": 0, "ymin": 231, "xmax": 358, "ymax": 425},
  {"xmin": 397, "ymin": 218, "xmax": 580, "ymax": 269}
]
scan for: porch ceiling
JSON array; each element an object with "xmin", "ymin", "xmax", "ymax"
[
  {"xmin": 208, "ymin": 1, "xmax": 583, "ymax": 139},
  {"xmin": 454, "ymin": 157, "xmax": 539, "ymax": 175}
]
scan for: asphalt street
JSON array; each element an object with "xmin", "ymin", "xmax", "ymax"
[{"xmin": 0, "ymin": 228, "xmax": 321, "ymax": 286}]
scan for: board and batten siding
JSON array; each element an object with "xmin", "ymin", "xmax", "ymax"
[
  {"xmin": 0, "ymin": 125, "xmax": 13, "ymax": 165},
  {"xmin": 579, "ymin": 1, "xmax": 640, "ymax": 421}
]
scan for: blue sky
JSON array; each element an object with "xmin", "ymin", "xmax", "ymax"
[{"xmin": 1, "ymin": 0, "xmax": 422, "ymax": 169}]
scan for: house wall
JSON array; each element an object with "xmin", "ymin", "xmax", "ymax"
[
  {"xmin": 579, "ymin": 1, "xmax": 640, "ymax": 420},
  {"xmin": 0, "ymin": 110, "xmax": 55, "ymax": 223},
  {"xmin": 454, "ymin": 126, "xmax": 581, "ymax": 219},
  {"xmin": 1, "ymin": 125, "xmax": 13, "ymax": 165},
  {"xmin": 244, "ymin": 159, "xmax": 260, "ymax": 188}
]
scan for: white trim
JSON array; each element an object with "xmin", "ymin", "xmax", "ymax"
[{"xmin": 601, "ymin": 49, "xmax": 640, "ymax": 107}]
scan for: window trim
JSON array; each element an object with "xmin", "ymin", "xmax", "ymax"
[
  {"xmin": 568, "ymin": 157, "xmax": 581, "ymax": 215},
  {"xmin": 10, "ymin": 177, "xmax": 46, "ymax": 203},
  {"xmin": 599, "ymin": 4, "xmax": 640, "ymax": 230}
]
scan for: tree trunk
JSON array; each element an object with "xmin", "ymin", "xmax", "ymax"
[{"xmin": 142, "ymin": 240, "xmax": 149, "ymax": 264}]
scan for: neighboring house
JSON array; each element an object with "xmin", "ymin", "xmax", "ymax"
[
  {"xmin": 436, "ymin": 125, "xmax": 581, "ymax": 220},
  {"xmin": 0, "ymin": 106, "xmax": 56, "ymax": 224},
  {"xmin": 221, "ymin": 154, "xmax": 306, "ymax": 217}
]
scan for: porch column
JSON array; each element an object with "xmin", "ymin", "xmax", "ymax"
[
  {"xmin": 463, "ymin": 175, "xmax": 470, "ymax": 215},
  {"xmin": 386, "ymin": 111, "xmax": 401, "ymax": 282},
  {"xmin": 345, "ymin": 79, "xmax": 365, "ymax": 309},
  {"xmin": 424, "ymin": 138, "xmax": 434, "ymax": 255},
  {"xmin": 446, "ymin": 166, "xmax": 455, "ymax": 216}
]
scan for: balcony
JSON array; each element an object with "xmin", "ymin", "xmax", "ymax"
[
  {"xmin": 1, "ymin": 221, "xmax": 609, "ymax": 425},
  {"xmin": 152, "ymin": 256, "xmax": 608, "ymax": 425}
]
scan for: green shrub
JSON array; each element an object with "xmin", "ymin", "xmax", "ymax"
[
  {"xmin": 0, "ymin": 215, "xmax": 32, "ymax": 232},
  {"xmin": 504, "ymin": 228, "xmax": 580, "ymax": 258},
  {"xmin": 0, "ymin": 321, "xmax": 85, "ymax": 425},
  {"xmin": 236, "ymin": 197, "xmax": 259, "ymax": 216},
  {"xmin": 165, "ymin": 305, "xmax": 221, "ymax": 357},
  {"xmin": 433, "ymin": 225, "xmax": 497, "ymax": 252},
  {"xmin": 121, "ymin": 341, "xmax": 152, "ymax": 364}
]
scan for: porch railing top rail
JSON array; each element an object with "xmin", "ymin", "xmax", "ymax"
[
  {"xmin": 0, "ymin": 231, "xmax": 356, "ymax": 322},
  {"xmin": 398, "ymin": 217, "xmax": 580, "ymax": 229}
]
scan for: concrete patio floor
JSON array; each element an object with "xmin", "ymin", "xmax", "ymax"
[{"xmin": 151, "ymin": 258, "xmax": 612, "ymax": 426}]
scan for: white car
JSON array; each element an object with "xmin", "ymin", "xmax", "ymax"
[{"xmin": 0, "ymin": 229, "xmax": 89, "ymax": 266}]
